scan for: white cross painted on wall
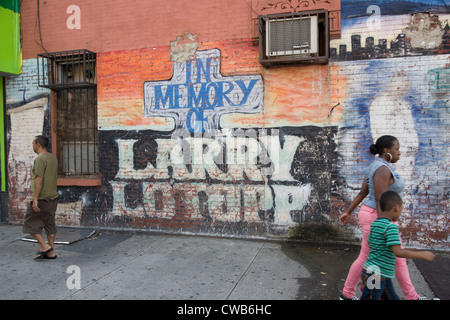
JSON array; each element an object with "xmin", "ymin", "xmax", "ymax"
[{"xmin": 144, "ymin": 49, "xmax": 264, "ymax": 133}]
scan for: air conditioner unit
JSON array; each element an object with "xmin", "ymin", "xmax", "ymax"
[{"xmin": 265, "ymin": 15, "xmax": 318, "ymax": 57}]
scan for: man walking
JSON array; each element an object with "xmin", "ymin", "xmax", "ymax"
[{"xmin": 22, "ymin": 135, "xmax": 58, "ymax": 259}]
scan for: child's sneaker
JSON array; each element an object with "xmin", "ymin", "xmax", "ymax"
[
  {"xmin": 417, "ymin": 296, "xmax": 440, "ymax": 300},
  {"xmin": 340, "ymin": 293, "xmax": 359, "ymax": 300}
]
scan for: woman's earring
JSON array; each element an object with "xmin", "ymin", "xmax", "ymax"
[{"xmin": 386, "ymin": 153, "xmax": 392, "ymax": 162}]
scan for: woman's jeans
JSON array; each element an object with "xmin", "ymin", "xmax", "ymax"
[
  {"xmin": 360, "ymin": 269, "xmax": 400, "ymax": 300},
  {"xmin": 342, "ymin": 205, "xmax": 419, "ymax": 300}
]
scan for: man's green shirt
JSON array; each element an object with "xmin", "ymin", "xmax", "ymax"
[{"xmin": 32, "ymin": 152, "xmax": 58, "ymax": 200}]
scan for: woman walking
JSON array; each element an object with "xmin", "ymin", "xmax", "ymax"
[{"xmin": 339, "ymin": 135, "xmax": 423, "ymax": 300}]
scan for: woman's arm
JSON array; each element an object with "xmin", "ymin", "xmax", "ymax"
[
  {"xmin": 339, "ymin": 180, "xmax": 369, "ymax": 225},
  {"xmin": 372, "ymin": 166, "xmax": 392, "ymax": 216}
]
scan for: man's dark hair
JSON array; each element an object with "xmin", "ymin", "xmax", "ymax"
[
  {"xmin": 380, "ymin": 191, "xmax": 403, "ymax": 212},
  {"xmin": 34, "ymin": 135, "xmax": 49, "ymax": 149}
]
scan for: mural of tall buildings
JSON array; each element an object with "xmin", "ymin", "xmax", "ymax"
[{"xmin": 331, "ymin": 24, "xmax": 450, "ymax": 61}]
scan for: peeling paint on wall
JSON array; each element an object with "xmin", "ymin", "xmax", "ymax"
[
  {"xmin": 4, "ymin": 1, "xmax": 449, "ymax": 248},
  {"xmin": 109, "ymin": 130, "xmax": 311, "ymax": 223},
  {"xmin": 170, "ymin": 32, "xmax": 199, "ymax": 63},
  {"xmin": 333, "ymin": 54, "xmax": 449, "ymax": 249},
  {"xmin": 97, "ymin": 126, "xmax": 336, "ymax": 235},
  {"xmin": 403, "ymin": 13, "xmax": 445, "ymax": 49}
]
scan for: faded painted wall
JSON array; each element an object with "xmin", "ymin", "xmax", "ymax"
[
  {"xmin": 143, "ymin": 49, "xmax": 263, "ymax": 133},
  {"xmin": 96, "ymin": 127, "xmax": 334, "ymax": 235},
  {"xmin": 95, "ymin": 45, "xmax": 337, "ymax": 235},
  {"xmin": 5, "ymin": 59, "xmax": 83, "ymax": 226},
  {"xmin": 331, "ymin": 2, "xmax": 449, "ymax": 249},
  {"xmin": 4, "ymin": 0, "xmax": 449, "ymax": 249}
]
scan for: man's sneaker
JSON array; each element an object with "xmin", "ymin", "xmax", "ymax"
[{"xmin": 340, "ymin": 293, "xmax": 359, "ymax": 300}]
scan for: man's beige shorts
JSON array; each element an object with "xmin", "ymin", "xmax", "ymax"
[{"xmin": 22, "ymin": 199, "xmax": 58, "ymax": 235}]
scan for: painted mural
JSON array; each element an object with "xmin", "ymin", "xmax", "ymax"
[
  {"xmin": 4, "ymin": 0, "xmax": 449, "ymax": 248},
  {"xmin": 97, "ymin": 127, "xmax": 335, "ymax": 233},
  {"xmin": 5, "ymin": 59, "xmax": 84, "ymax": 226},
  {"xmin": 94, "ymin": 46, "xmax": 337, "ymax": 235},
  {"xmin": 143, "ymin": 49, "xmax": 263, "ymax": 133},
  {"xmin": 331, "ymin": 5, "xmax": 449, "ymax": 248}
]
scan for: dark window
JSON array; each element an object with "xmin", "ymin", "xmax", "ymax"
[
  {"xmin": 56, "ymin": 87, "xmax": 98, "ymax": 176},
  {"xmin": 37, "ymin": 50, "xmax": 98, "ymax": 177}
]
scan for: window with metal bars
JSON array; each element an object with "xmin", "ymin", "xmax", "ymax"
[
  {"xmin": 56, "ymin": 87, "xmax": 98, "ymax": 176},
  {"xmin": 37, "ymin": 50, "xmax": 98, "ymax": 177}
]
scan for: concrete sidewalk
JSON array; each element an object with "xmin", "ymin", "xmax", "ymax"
[{"xmin": 0, "ymin": 224, "xmax": 438, "ymax": 300}]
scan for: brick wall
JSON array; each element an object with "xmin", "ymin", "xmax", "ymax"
[
  {"xmin": 5, "ymin": 0, "xmax": 449, "ymax": 249},
  {"xmin": 330, "ymin": 3, "xmax": 449, "ymax": 249},
  {"xmin": 20, "ymin": 0, "xmax": 253, "ymax": 59},
  {"xmin": 5, "ymin": 59, "xmax": 50, "ymax": 222}
]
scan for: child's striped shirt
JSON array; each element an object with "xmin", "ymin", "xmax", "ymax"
[{"xmin": 364, "ymin": 217, "xmax": 401, "ymax": 278}]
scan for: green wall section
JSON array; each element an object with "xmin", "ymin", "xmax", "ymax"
[
  {"xmin": 0, "ymin": 0, "xmax": 22, "ymax": 76},
  {"xmin": 0, "ymin": 77, "xmax": 5, "ymax": 192},
  {"xmin": 0, "ymin": 0, "xmax": 19, "ymax": 13}
]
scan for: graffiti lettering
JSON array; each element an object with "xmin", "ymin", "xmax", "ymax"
[
  {"xmin": 110, "ymin": 181, "xmax": 311, "ymax": 225},
  {"xmin": 115, "ymin": 129, "xmax": 300, "ymax": 182},
  {"xmin": 110, "ymin": 129, "xmax": 312, "ymax": 225},
  {"xmin": 144, "ymin": 49, "xmax": 263, "ymax": 133}
]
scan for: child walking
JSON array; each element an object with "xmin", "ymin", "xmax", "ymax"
[{"xmin": 361, "ymin": 191, "xmax": 435, "ymax": 300}]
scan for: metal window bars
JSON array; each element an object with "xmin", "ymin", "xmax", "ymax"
[
  {"xmin": 37, "ymin": 49, "xmax": 96, "ymax": 90},
  {"xmin": 56, "ymin": 87, "xmax": 98, "ymax": 176},
  {"xmin": 37, "ymin": 49, "xmax": 98, "ymax": 176}
]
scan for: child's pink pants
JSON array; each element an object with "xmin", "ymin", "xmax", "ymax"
[{"xmin": 342, "ymin": 205, "xmax": 419, "ymax": 300}]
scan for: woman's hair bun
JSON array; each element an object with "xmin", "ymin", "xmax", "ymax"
[{"xmin": 369, "ymin": 144, "xmax": 379, "ymax": 155}]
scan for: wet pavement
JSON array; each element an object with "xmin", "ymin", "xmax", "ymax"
[{"xmin": 0, "ymin": 224, "xmax": 441, "ymax": 300}]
